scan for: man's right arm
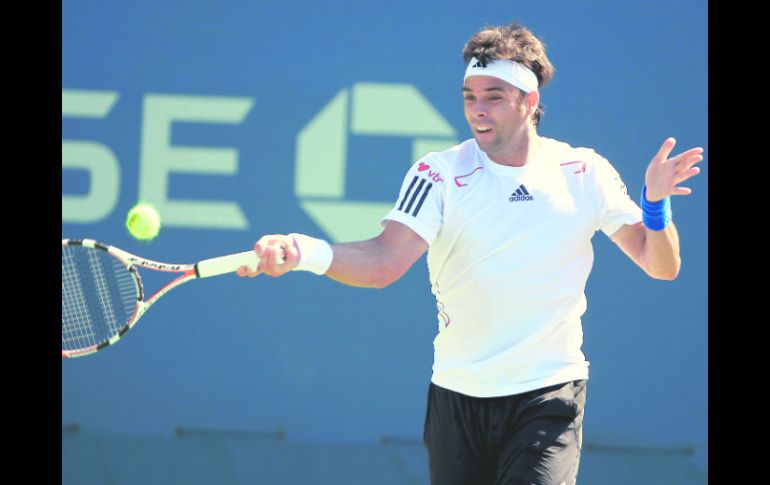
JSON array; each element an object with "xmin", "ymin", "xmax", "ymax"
[
  {"xmin": 326, "ymin": 220, "xmax": 428, "ymax": 288},
  {"xmin": 237, "ymin": 220, "xmax": 428, "ymax": 289}
]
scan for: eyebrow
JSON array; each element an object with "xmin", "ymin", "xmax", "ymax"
[{"xmin": 461, "ymin": 86, "xmax": 507, "ymax": 93}]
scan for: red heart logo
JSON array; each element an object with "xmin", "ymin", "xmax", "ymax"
[{"xmin": 418, "ymin": 162, "xmax": 430, "ymax": 172}]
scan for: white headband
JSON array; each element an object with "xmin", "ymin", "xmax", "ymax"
[{"xmin": 463, "ymin": 57, "xmax": 539, "ymax": 93}]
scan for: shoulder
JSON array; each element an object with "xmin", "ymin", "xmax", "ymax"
[
  {"xmin": 540, "ymin": 136, "xmax": 616, "ymax": 176},
  {"xmin": 406, "ymin": 139, "xmax": 480, "ymax": 186},
  {"xmin": 416, "ymin": 139, "xmax": 479, "ymax": 172}
]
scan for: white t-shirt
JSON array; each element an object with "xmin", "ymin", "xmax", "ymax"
[{"xmin": 382, "ymin": 137, "xmax": 642, "ymax": 398}]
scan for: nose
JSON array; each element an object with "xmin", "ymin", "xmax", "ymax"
[{"xmin": 468, "ymin": 100, "xmax": 487, "ymax": 119}]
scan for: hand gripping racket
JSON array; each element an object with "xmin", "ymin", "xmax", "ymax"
[{"xmin": 61, "ymin": 238, "xmax": 282, "ymax": 358}]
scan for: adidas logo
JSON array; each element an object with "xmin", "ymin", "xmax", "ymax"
[
  {"xmin": 472, "ymin": 60, "xmax": 486, "ymax": 68},
  {"xmin": 398, "ymin": 175, "xmax": 433, "ymax": 217},
  {"xmin": 509, "ymin": 184, "xmax": 533, "ymax": 202}
]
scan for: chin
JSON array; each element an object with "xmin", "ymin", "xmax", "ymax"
[{"xmin": 474, "ymin": 137, "xmax": 498, "ymax": 153}]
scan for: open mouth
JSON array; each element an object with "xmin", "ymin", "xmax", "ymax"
[{"xmin": 475, "ymin": 126, "xmax": 493, "ymax": 133}]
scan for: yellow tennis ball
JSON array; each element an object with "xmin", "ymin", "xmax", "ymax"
[{"xmin": 126, "ymin": 203, "xmax": 161, "ymax": 240}]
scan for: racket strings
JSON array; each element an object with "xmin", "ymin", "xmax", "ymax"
[
  {"xmin": 61, "ymin": 246, "xmax": 140, "ymax": 352},
  {"xmin": 61, "ymin": 250, "xmax": 92, "ymax": 346}
]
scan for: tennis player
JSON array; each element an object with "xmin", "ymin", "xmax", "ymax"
[{"xmin": 238, "ymin": 22, "xmax": 702, "ymax": 485}]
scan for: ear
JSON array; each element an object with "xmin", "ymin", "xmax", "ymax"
[{"xmin": 526, "ymin": 90, "xmax": 540, "ymax": 116}]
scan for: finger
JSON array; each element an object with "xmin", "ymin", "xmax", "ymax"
[
  {"xmin": 673, "ymin": 151, "xmax": 704, "ymax": 171},
  {"xmin": 263, "ymin": 243, "xmax": 286, "ymax": 276},
  {"xmin": 283, "ymin": 240, "xmax": 300, "ymax": 268},
  {"xmin": 673, "ymin": 146, "xmax": 703, "ymax": 157},
  {"xmin": 671, "ymin": 186, "xmax": 693, "ymax": 196},
  {"xmin": 254, "ymin": 235, "xmax": 294, "ymax": 275},
  {"xmin": 681, "ymin": 147, "xmax": 704, "ymax": 158},
  {"xmin": 260, "ymin": 245, "xmax": 276, "ymax": 275},
  {"xmin": 236, "ymin": 265, "xmax": 260, "ymax": 278},
  {"xmin": 254, "ymin": 237, "xmax": 271, "ymax": 272},
  {"xmin": 673, "ymin": 166, "xmax": 701, "ymax": 184},
  {"xmin": 277, "ymin": 241, "xmax": 290, "ymax": 266},
  {"xmin": 275, "ymin": 243, "xmax": 287, "ymax": 265},
  {"xmin": 653, "ymin": 137, "xmax": 677, "ymax": 163}
]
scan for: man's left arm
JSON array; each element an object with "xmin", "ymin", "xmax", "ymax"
[{"xmin": 610, "ymin": 137, "xmax": 703, "ymax": 280}]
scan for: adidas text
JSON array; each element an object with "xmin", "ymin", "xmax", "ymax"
[{"xmin": 509, "ymin": 184, "xmax": 533, "ymax": 202}]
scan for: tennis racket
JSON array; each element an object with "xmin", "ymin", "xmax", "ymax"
[{"xmin": 61, "ymin": 238, "xmax": 282, "ymax": 358}]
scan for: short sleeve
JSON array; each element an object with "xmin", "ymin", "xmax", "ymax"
[
  {"xmin": 593, "ymin": 155, "xmax": 643, "ymax": 237},
  {"xmin": 380, "ymin": 157, "xmax": 445, "ymax": 245}
]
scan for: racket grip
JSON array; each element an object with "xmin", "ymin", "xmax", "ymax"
[{"xmin": 195, "ymin": 250, "xmax": 285, "ymax": 278}]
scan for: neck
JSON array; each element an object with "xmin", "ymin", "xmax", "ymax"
[{"xmin": 487, "ymin": 127, "xmax": 540, "ymax": 167}]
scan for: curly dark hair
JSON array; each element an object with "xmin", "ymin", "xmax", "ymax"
[{"xmin": 462, "ymin": 22, "xmax": 555, "ymax": 126}]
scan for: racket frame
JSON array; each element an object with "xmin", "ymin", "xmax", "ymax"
[{"xmin": 62, "ymin": 239, "xmax": 261, "ymax": 358}]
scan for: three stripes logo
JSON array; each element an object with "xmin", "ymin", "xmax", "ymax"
[
  {"xmin": 398, "ymin": 176, "xmax": 433, "ymax": 217},
  {"xmin": 509, "ymin": 184, "xmax": 533, "ymax": 202}
]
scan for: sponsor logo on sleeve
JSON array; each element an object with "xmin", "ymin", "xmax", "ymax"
[{"xmin": 417, "ymin": 162, "xmax": 443, "ymax": 183}]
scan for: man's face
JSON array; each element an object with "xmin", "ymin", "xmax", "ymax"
[{"xmin": 462, "ymin": 76, "xmax": 532, "ymax": 158}]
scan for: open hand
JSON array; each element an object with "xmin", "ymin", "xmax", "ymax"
[{"xmin": 644, "ymin": 137, "xmax": 704, "ymax": 202}]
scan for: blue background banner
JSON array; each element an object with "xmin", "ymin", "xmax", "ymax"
[{"xmin": 62, "ymin": 1, "xmax": 707, "ymax": 482}]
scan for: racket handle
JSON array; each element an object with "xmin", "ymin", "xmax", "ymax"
[{"xmin": 196, "ymin": 250, "xmax": 285, "ymax": 278}]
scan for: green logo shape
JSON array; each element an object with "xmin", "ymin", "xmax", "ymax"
[{"xmin": 295, "ymin": 83, "xmax": 457, "ymax": 242}]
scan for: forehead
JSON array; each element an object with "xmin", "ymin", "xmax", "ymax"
[{"xmin": 462, "ymin": 76, "xmax": 515, "ymax": 92}]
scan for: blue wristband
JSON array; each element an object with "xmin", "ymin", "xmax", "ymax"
[{"xmin": 641, "ymin": 185, "xmax": 672, "ymax": 231}]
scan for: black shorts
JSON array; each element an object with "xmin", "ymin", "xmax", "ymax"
[{"xmin": 423, "ymin": 379, "xmax": 587, "ymax": 485}]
